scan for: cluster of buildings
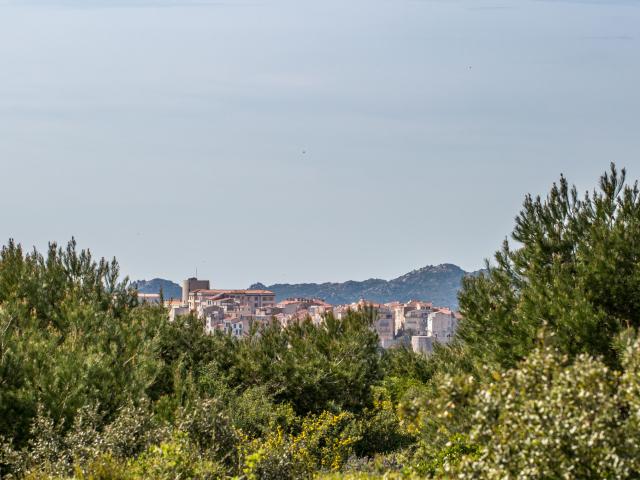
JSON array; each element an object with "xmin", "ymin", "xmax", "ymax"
[{"xmin": 139, "ymin": 277, "xmax": 461, "ymax": 355}]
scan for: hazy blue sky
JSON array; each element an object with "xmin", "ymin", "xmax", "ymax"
[{"xmin": 1, "ymin": 0, "xmax": 639, "ymax": 286}]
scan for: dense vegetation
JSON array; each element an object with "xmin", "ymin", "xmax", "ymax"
[{"xmin": 2, "ymin": 164, "xmax": 640, "ymax": 479}]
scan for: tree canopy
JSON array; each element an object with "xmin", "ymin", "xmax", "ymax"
[
  {"xmin": 456, "ymin": 164, "xmax": 640, "ymax": 370},
  {"xmin": 2, "ymin": 165, "xmax": 640, "ymax": 479}
]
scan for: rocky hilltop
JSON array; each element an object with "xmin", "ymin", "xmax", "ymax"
[
  {"xmin": 134, "ymin": 264, "xmax": 479, "ymax": 308},
  {"xmin": 251, "ymin": 263, "xmax": 476, "ymax": 308},
  {"xmin": 131, "ymin": 278, "xmax": 182, "ymax": 300}
]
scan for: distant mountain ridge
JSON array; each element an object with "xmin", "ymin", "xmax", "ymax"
[
  {"xmin": 133, "ymin": 264, "xmax": 479, "ymax": 308},
  {"xmin": 251, "ymin": 263, "xmax": 477, "ymax": 308},
  {"xmin": 131, "ymin": 278, "xmax": 182, "ymax": 300}
]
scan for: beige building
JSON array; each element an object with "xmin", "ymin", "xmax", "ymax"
[
  {"xmin": 409, "ymin": 309, "xmax": 459, "ymax": 355},
  {"xmin": 275, "ymin": 298, "xmax": 332, "ymax": 326},
  {"xmin": 374, "ymin": 305, "xmax": 395, "ymax": 342},
  {"xmin": 347, "ymin": 300, "xmax": 395, "ymax": 343},
  {"xmin": 182, "ymin": 278, "xmax": 210, "ymax": 304},
  {"xmin": 168, "ymin": 305, "xmax": 189, "ymax": 322},
  {"xmin": 222, "ymin": 317, "xmax": 251, "ymax": 338},
  {"xmin": 188, "ymin": 289, "xmax": 275, "ymax": 315},
  {"xmin": 308, "ymin": 304, "xmax": 332, "ymax": 326},
  {"xmin": 404, "ymin": 308, "xmax": 432, "ymax": 335},
  {"xmin": 427, "ymin": 308, "xmax": 458, "ymax": 344},
  {"xmin": 137, "ymin": 293, "xmax": 162, "ymax": 304}
]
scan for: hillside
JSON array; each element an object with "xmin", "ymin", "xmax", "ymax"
[
  {"xmin": 131, "ymin": 278, "xmax": 182, "ymax": 300},
  {"xmin": 134, "ymin": 264, "xmax": 475, "ymax": 308},
  {"xmin": 250, "ymin": 263, "xmax": 475, "ymax": 308}
]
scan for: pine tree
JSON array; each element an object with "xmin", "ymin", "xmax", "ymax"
[{"xmin": 454, "ymin": 163, "xmax": 640, "ymax": 370}]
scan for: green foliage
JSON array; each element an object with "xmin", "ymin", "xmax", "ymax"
[
  {"xmin": 456, "ymin": 164, "xmax": 640, "ymax": 370},
  {"xmin": 385, "ymin": 165, "xmax": 640, "ymax": 475},
  {"xmin": 398, "ymin": 370, "xmax": 480, "ymax": 474},
  {"xmin": 230, "ymin": 310, "xmax": 382, "ymax": 414},
  {"xmin": 412, "ymin": 433, "xmax": 479, "ymax": 477},
  {"xmin": 173, "ymin": 397, "xmax": 241, "ymax": 468},
  {"xmin": 0, "ymin": 239, "xmax": 164, "ymax": 452},
  {"xmin": 348, "ymin": 387, "xmax": 415, "ymax": 458},
  {"xmin": 239, "ymin": 410, "xmax": 359, "ymax": 479},
  {"xmin": 451, "ymin": 339, "xmax": 640, "ymax": 478},
  {"xmin": 239, "ymin": 427, "xmax": 312, "ymax": 480},
  {"xmin": 318, "ymin": 474, "xmax": 412, "ymax": 480},
  {"xmin": 5, "ymin": 165, "xmax": 640, "ymax": 479},
  {"xmin": 381, "ymin": 346, "xmax": 434, "ymax": 387},
  {"xmin": 127, "ymin": 431, "xmax": 225, "ymax": 480},
  {"xmin": 1, "ymin": 401, "xmax": 162, "ymax": 479},
  {"xmin": 0, "ymin": 238, "xmax": 393, "ymax": 479},
  {"xmin": 225, "ymin": 386, "xmax": 299, "ymax": 439},
  {"xmin": 149, "ymin": 313, "xmax": 235, "ymax": 403},
  {"xmin": 152, "ymin": 307, "xmax": 382, "ymax": 416}
]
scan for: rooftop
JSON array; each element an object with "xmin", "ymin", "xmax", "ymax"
[{"xmin": 191, "ymin": 289, "xmax": 274, "ymax": 296}]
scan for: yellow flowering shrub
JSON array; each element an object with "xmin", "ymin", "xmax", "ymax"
[
  {"xmin": 240, "ymin": 411, "xmax": 360, "ymax": 479},
  {"xmin": 127, "ymin": 431, "xmax": 224, "ymax": 480},
  {"xmin": 295, "ymin": 411, "xmax": 359, "ymax": 471}
]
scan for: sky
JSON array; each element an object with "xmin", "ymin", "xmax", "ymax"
[{"xmin": 1, "ymin": 0, "xmax": 639, "ymax": 287}]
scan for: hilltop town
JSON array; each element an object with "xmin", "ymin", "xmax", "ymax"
[{"xmin": 139, "ymin": 277, "xmax": 460, "ymax": 355}]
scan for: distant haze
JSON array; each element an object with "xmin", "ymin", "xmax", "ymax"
[
  {"xmin": 1, "ymin": 0, "xmax": 639, "ymax": 286},
  {"xmin": 133, "ymin": 263, "xmax": 475, "ymax": 308}
]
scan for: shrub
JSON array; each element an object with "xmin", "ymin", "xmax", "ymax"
[
  {"xmin": 227, "ymin": 386, "xmax": 299, "ymax": 439},
  {"xmin": 452, "ymin": 341, "xmax": 640, "ymax": 478},
  {"xmin": 240, "ymin": 427, "xmax": 313, "ymax": 480},
  {"xmin": 348, "ymin": 388, "xmax": 415, "ymax": 458},
  {"xmin": 174, "ymin": 398, "xmax": 241, "ymax": 469},
  {"xmin": 240, "ymin": 411, "xmax": 360, "ymax": 479},
  {"xmin": 128, "ymin": 431, "xmax": 224, "ymax": 480}
]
